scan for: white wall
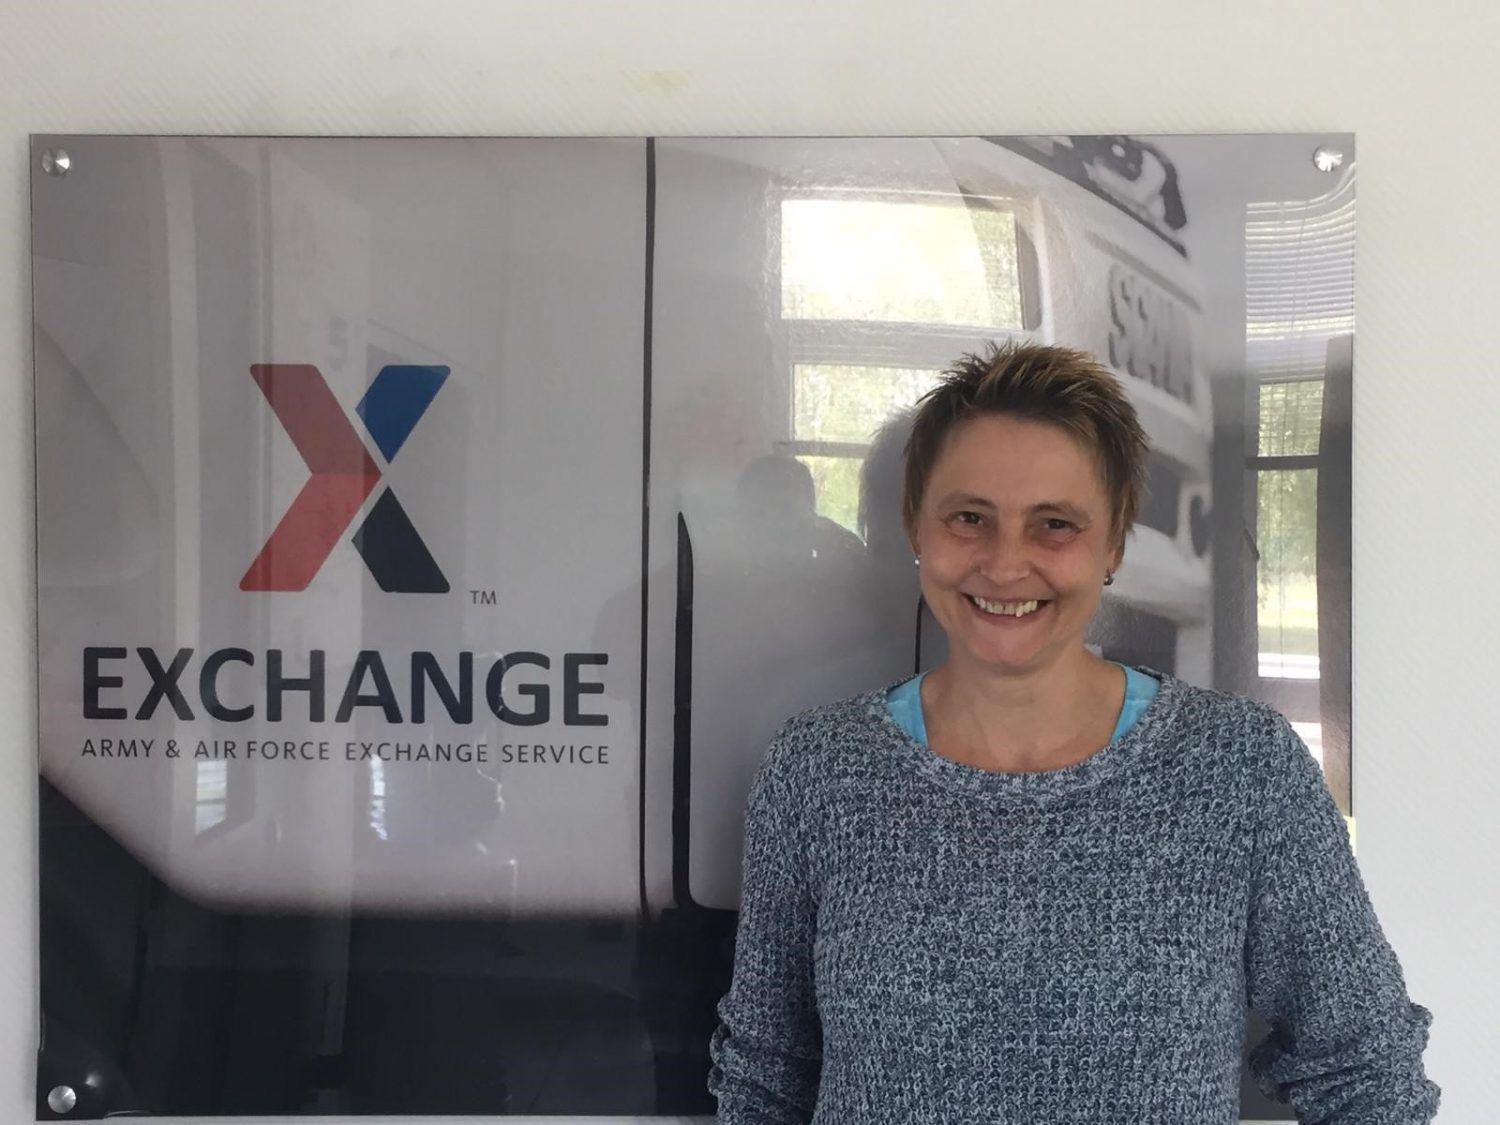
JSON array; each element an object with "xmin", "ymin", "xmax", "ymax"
[{"xmin": 2, "ymin": 2, "xmax": 1495, "ymax": 1121}]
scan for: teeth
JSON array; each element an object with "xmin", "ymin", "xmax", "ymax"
[{"xmin": 969, "ymin": 595, "xmax": 1041, "ymax": 617}]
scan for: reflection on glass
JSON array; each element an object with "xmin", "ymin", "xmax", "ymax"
[
  {"xmin": 790, "ymin": 364, "xmax": 940, "ymax": 533},
  {"xmin": 796, "ymin": 454, "xmax": 865, "ymax": 532},
  {"xmin": 1257, "ymin": 467, "xmax": 1319, "ymax": 678},
  {"xmin": 194, "ymin": 760, "xmax": 227, "ymax": 834},
  {"xmin": 368, "ymin": 758, "xmax": 389, "ymax": 841},
  {"xmin": 794, "ymin": 364, "xmax": 938, "ymax": 444},
  {"xmin": 1244, "ymin": 175, "xmax": 1355, "ymax": 382},
  {"xmin": 781, "ymin": 198, "xmax": 1022, "ymax": 327},
  {"xmin": 1245, "ymin": 167, "xmax": 1352, "ymax": 837},
  {"xmin": 1258, "ymin": 379, "xmax": 1324, "ymax": 457}
]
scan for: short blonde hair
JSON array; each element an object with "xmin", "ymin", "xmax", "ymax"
[{"xmin": 902, "ymin": 341, "xmax": 1150, "ymax": 545}]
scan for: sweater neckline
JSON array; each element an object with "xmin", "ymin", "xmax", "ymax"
[{"xmin": 865, "ymin": 666, "xmax": 1184, "ymax": 802}]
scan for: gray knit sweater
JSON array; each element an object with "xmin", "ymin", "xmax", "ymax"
[{"xmin": 708, "ymin": 673, "xmax": 1438, "ymax": 1124}]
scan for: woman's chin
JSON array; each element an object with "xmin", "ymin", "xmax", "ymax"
[{"xmin": 942, "ymin": 601, "xmax": 1094, "ymax": 674}]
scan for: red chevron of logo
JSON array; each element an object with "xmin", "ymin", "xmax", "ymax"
[{"xmin": 240, "ymin": 364, "xmax": 382, "ymax": 592}]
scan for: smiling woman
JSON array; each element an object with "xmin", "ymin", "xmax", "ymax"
[
  {"xmin": 900, "ymin": 346, "xmax": 1147, "ymax": 772},
  {"xmin": 708, "ymin": 342, "xmax": 1438, "ymax": 1125}
]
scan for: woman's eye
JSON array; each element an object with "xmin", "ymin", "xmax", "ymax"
[
  {"xmin": 941, "ymin": 510, "xmax": 985, "ymax": 534},
  {"xmin": 1038, "ymin": 518, "xmax": 1079, "ymax": 536}
]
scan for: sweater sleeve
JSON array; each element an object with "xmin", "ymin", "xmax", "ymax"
[
  {"xmin": 708, "ymin": 732, "xmax": 823, "ymax": 1124},
  {"xmin": 1244, "ymin": 717, "xmax": 1440, "ymax": 1123}
]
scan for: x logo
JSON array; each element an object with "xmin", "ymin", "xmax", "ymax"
[{"xmin": 241, "ymin": 363, "xmax": 450, "ymax": 593}]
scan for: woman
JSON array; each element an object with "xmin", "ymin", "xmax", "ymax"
[{"xmin": 708, "ymin": 342, "xmax": 1438, "ymax": 1123}]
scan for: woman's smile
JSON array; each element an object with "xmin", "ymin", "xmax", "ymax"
[{"xmin": 965, "ymin": 594, "xmax": 1050, "ymax": 618}]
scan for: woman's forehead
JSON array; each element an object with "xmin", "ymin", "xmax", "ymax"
[{"xmin": 928, "ymin": 414, "xmax": 1109, "ymax": 499}]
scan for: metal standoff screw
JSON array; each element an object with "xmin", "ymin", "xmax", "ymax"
[
  {"xmin": 1312, "ymin": 145, "xmax": 1344, "ymax": 173},
  {"xmin": 46, "ymin": 1085, "xmax": 77, "ymax": 1114},
  {"xmin": 41, "ymin": 148, "xmax": 72, "ymax": 176}
]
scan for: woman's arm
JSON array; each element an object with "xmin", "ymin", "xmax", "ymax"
[
  {"xmin": 708, "ymin": 733, "xmax": 823, "ymax": 1124},
  {"xmin": 1244, "ymin": 717, "xmax": 1440, "ymax": 1123}
]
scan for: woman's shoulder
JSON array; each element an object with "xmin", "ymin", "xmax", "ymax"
[
  {"xmin": 1155, "ymin": 672, "xmax": 1290, "ymax": 730},
  {"xmin": 1146, "ymin": 671, "xmax": 1316, "ymax": 781},
  {"xmin": 758, "ymin": 686, "xmax": 906, "ymax": 781}
]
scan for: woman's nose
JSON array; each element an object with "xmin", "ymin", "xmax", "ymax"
[{"xmin": 979, "ymin": 525, "xmax": 1031, "ymax": 584}]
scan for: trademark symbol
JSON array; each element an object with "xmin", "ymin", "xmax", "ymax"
[{"xmin": 470, "ymin": 589, "xmax": 497, "ymax": 607}]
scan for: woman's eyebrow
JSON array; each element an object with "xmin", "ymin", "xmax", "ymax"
[{"xmin": 934, "ymin": 492, "xmax": 997, "ymax": 510}]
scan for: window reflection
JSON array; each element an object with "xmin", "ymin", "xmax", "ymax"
[
  {"xmin": 777, "ymin": 192, "xmax": 1030, "ymax": 535},
  {"xmin": 780, "ymin": 198, "xmax": 1022, "ymax": 328},
  {"xmin": 1256, "ymin": 467, "xmax": 1320, "ymax": 678},
  {"xmin": 1246, "ymin": 171, "xmax": 1353, "ymax": 693},
  {"xmin": 1258, "ymin": 379, "xmax": 1324, "ymax": 458},
  {"xmin": 789, "ymin": 364, "xmax": 941, "ymax": 532}
]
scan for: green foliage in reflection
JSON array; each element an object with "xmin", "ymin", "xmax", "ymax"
[
  {"xmin": 1257, "ymin": 468, "xmax": 1319, "ymax": 656},
  {"xmin": 1258, "ymin": 379, "xmax": 1324, "ymax": 457},
  {"xmin": 799, "ymin": 455, "xmax": 865, "ymax": 533},
  {"xmin": 793, "ymin": 364, "xmax": 941, "ymax": 533},
  {"xmin": 794, "ymin": 365, "xmax": 938, "ymax": 445}
]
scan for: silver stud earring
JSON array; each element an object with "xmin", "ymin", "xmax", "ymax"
[{"xmin": 1104, "ymin": 570, "xmax": 1115, "ymax": 587}]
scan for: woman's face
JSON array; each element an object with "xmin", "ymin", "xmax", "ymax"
[{"xmin": 910, "ymin": 413, "xmax": 1122, "ymax": 677}]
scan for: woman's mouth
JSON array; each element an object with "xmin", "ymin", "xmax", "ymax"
[{"xmin": 967, "ymin": 594, "xmax": 1048, "ymax": 618}]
